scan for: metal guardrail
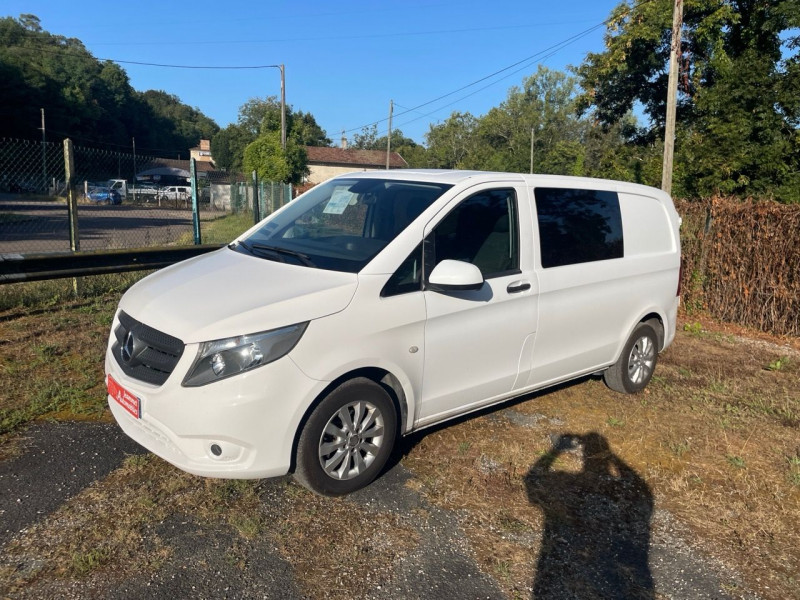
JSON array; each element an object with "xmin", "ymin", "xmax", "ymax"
[{"xmin": 0, "ymin": 244, "xmax": 224, "ymax": 284}]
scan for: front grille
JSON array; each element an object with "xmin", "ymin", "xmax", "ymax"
[{"xmin": 112, "ymin": 311, "xmax": 185, "ymax": 386}]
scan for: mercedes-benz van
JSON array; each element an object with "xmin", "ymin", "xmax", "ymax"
[{"xmin": 106, "ymin": 170, "xmax": 681, "ymax": 495}]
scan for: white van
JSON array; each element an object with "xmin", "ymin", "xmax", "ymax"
[
  {"xmin": 159, "ymin": 185, "xmax": 191, "ymax": 205},
  {"xmin": 105, "ymin": 170, "xmax": 681, "ymax": 495}
]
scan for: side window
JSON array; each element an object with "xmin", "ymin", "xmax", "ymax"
[
  {"xmin": 534, "ymin": 188, "xmax": 623, "ymax": 268},
  {"xmin": 381, "ymin": 243, "xmax": 423, "ymax": 298},
  {"xmin": 426, "ymin": 189, "xmax": 519, "ymax": 279}
]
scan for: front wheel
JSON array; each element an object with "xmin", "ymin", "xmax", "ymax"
[
  {"xmin": 603, "ymin": 322, "xmax": 659, "ymax": 394},
  {"xmin": 294, "ymin": 378, "xmax": 397, "ymax": 496}
]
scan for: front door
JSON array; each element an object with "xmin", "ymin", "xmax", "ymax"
[{"xmin": 417, "ymin": 185, "xmax": 538, "ymax": 425}]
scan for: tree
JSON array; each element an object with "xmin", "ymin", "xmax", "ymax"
[
  {"xmin": 425, "ymin": 112, "xmax": 478, "ymax": 169},
  {"xmin": 349, "ymin": 125, "xmax": 426, "ymax": 167},
  {"xmin": 292, "ymin": 110, "xmax": 331, "ymax": 147},
  {"xmin": 211, "ymin": 124, "xmax": 251, "ymax": 172},
  {"xmin": 576, "ymin": 0, "xmax": 800, "ymax": 201},
  {"xmin": 213, "ymin": 96, "xmax": 330, "ymax": 176},
  {"xmin": 243, "ymin": 130, "xmax": 308, "ymax": 185},
  {"xmin": 351, "ymin": 124, "xmax": 379, "ymax": 149}
]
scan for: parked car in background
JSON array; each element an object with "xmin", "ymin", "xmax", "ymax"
[
  {"xmin": 159, "ymin": 185, "xmax": 191, "ymax": 204},
  {"xmin": 87, "ymin": 186, "xmax": 122, "ymax": 205}
]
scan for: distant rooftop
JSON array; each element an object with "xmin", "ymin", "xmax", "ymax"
[{"xmin": 305, "ymin": 146, "xmax": 407, "ymax": 169}]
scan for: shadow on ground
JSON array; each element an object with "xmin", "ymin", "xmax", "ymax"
[{"xmin": 524, "ymin": 432, "xmax": 654, "ymax": 599}]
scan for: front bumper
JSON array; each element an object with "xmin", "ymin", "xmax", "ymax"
[{"xmin": 105, "ymin": 337, "xmax": 323, "ymax": 479}]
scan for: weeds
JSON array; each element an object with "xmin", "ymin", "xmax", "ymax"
[
  {"xmin": 726, "ymin": 455, "xmax": 746, "ymax": 469},
  {"xmin": 765, "ymin": 356, "xmax": 790, "ymax": 371},
  {"xmin": 668, "ymin": 439, "xmax": 691, "ymax": 457},
  {"xmin": 683, "ymin": 322, "xmax": 703, "ymax": 335},
  {"xmin": 71, "ymin": 548, "xmax": 111, "ymax": 576},
  {"xmin": 494, "ymin": 559, "xmax": 512, "ymax": 580}
]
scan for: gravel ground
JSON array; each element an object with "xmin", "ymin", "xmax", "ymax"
[{"xmin": 0, "ymin": 421, "xmax": 759, "ymax": 599}]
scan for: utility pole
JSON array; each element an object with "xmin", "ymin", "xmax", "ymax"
[
  {"xmin": 279, "ymin": 64, "xmax": 286, "ymax": 150},
  {"xmin": 386, "ymin": 99, "xmax": 393, "ymax": 170},
  {"xmin": 40, "ymin": 108, "xmax": 46, "ymax": 194},
  {"xmin": 530, "ymin": 126, "xmax": 535, "ymax": 174},
  {"xmin": 661, "ymin": 0, "xmax": 683, "ymax": 195}
]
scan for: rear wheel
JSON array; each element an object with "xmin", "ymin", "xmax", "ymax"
[
  {"xmin": 603, "ymin": 322, "xmax": 659, "ymax": 394},
  {"xmin": 294, "ymin": 377, "xmax": 397, "ymax": 496}
]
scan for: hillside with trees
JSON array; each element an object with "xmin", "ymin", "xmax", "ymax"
[{"xmin": 0, "ymin": 14, "xmax": 219, "ymax": 156}]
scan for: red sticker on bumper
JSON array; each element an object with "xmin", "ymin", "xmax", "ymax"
[{"xmin": 107, "ymin": 374, "xmax": 141, "ymax": 419}]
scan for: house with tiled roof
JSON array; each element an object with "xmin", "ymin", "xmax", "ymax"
[{"xmin": 304, "ymin": 143, "xmax": 407, "ymax": 185}]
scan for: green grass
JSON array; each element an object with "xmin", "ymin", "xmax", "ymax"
[
  {"xmin": 176, "ymin": 211, "xmax": 255, "ymax": 246},
  {"xmin": 0, "ymin": 271, "xmax": 148, "ymax": 312}
]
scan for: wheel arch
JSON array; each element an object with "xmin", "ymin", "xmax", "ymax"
[
  {"xmin": 640, "ymin": 311, "xmax": 665, "ymax": 351},
  {"xmin": 288, "ymin": 367, "xmax": 408, "ymax": 475}
]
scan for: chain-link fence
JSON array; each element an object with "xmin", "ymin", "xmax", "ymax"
[{"xmin": 0, "ymin": 138, "xmax": 292, "ymax": 254}]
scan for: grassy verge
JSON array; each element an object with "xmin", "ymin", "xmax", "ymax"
[
  {"xmin": 0, "ymin": 290, "xmax": 125, "ymax": 436},
  {"xmin": 187, "ymin": 211, "xmax": 255, "ymax": 245}
]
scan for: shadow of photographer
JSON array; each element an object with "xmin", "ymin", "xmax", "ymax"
[{"xmin": 525, "ymin": 432, "xmax": 654, "ymax": 599}]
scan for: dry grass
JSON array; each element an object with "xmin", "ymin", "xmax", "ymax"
[
  {"xmin": 268, "ymin": 482, "xmax": 419, "ymax": 598},
  {"xmin": 403, "ymin": 317, "xmax": 800, "ymax": 599},
  {"xmin": 0, "ymin": 454, "xmax": 418, "ymax": 599}
]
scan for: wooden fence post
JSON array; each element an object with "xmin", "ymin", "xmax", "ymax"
[{"xmin": 63, "ymin": 138, "xmax": 82, "ymax": 295}]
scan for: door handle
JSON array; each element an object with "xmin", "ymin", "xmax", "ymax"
[{"xmin": 507, "ymin": 281, "xmax": 531, "ymax": 294}]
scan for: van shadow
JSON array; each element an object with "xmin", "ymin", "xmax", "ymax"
[{"xmin": 524, "ymin": 432, "xmax": 654, "ymax": 599}]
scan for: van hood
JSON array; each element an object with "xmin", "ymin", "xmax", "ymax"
[{"xmin": 119, "ymin": 248, "xmax": 358, "ymax": 343}]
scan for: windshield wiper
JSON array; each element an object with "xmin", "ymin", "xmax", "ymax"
[
  {"xmin": 251, "ymin": 243, "xmax": 316, "ymax": 267},
  {"xmin": 229, "ymin": 240, "xmax": 253, "ymax": 252}
]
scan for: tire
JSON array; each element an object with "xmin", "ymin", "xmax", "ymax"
[
  {"xmin": 294, "ymin": 377, "xmax": 397, "ymax": 496},
  {"xmin": 603, "ymin": 322, "xmax": 659, "ymax": 394}
]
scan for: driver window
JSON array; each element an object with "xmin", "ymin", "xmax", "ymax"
[{"xmin": 427, "ymin": 189, "xmax": 519, "ymax": 278}]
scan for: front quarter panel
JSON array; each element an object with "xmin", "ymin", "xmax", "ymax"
[{"xmin": 289, "ymin": 274, "xmax": 426, "ymax": 434}]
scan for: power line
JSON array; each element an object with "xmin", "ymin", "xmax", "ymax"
[
  {"xmin": 85, "ymin": 21, "xmax": 600, "ymax": 47},
  {"xmin": 7, "ymin": 45, "xmax": 281, "ymax": 69},
  {"xmin": 342, "ymin": 0, "xmax": 661, "ymax": 137},
  {"xmin": 391, "ymin": 31, "xmax": 601, "ymax": 134},
  {"xmin": 343, "ymin": 21, "xmax": 607, "ymax": 136}
]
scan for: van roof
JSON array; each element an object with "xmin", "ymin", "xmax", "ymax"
[{"xmin": 331, "ymin": 169, "xmax": 671, "ymax": 199}]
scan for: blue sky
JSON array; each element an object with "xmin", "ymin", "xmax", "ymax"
[{"xmin": 4, "ymin": 0, "xmax": 624, "ymax": 145}]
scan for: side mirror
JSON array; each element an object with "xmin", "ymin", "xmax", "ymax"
[{"xmin": 428, "ymin": 259, "xmax": 484, "ymax": 292}]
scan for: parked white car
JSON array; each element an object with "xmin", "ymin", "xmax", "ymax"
[
  {"xmin": 159, "ymin": 185, "xmax": 191, "ymax": 204},
  {"xmin": 106, "ymin": 170, "xmax": 681, "ymax": 495}
]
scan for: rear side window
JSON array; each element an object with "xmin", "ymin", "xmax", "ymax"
[{"xmin": 534, "ymin": 188, "xmax": 623, "ymax": 268}]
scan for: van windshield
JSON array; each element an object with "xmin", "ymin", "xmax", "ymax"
[{"xmin": 232, "ymin": 178, "xmax": 451, "ymax": 272}]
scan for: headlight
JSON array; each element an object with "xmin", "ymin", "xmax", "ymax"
[{"xmin": 182, "ymin": 322, "xmax": 308, "ymax": 387}]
